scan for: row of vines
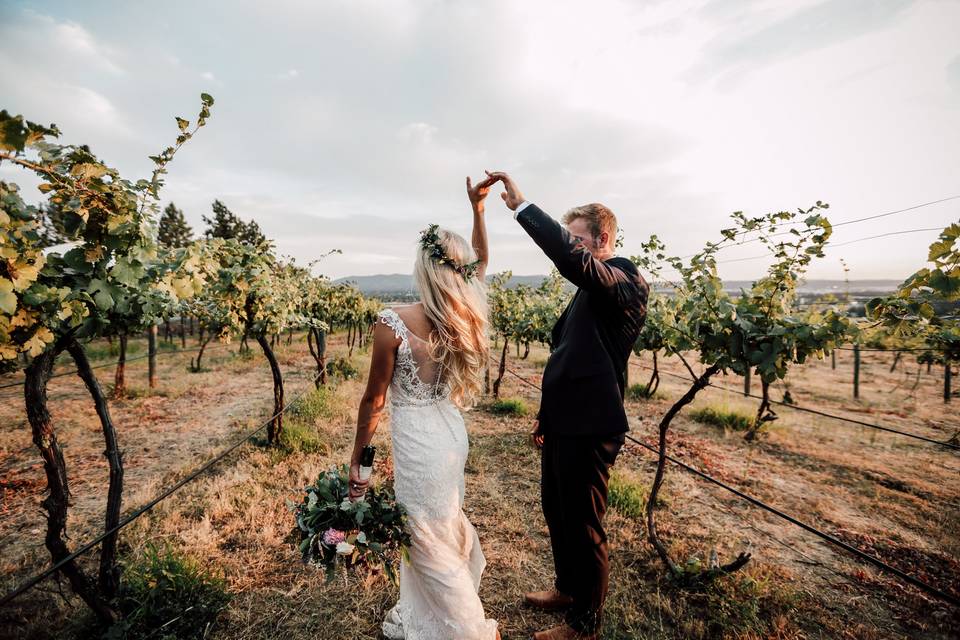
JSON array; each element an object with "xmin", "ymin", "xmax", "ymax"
[
  {"xmin": 0, "ymin": 97, "xmax": 383, "ymax": 624},
  {"xmin": 486, "ymin": 204, "xmax": 958, "ymax": 581}
]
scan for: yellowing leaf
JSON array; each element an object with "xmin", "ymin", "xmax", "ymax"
[
  {"xmin": 71, "ymin": 163, "xmax": 109, "ymax": 180},
  {"xmin": 9, "ymin": 256, "xmax": 44, "ymax": 290},
  {"xmin": 24, "ymin": 327, "xmax": 54, "ymax": 356},
  {"xmin": 0, "ymin": 278, "xmax": 16, "ymax": 315},
  {"xmin": 171, "ymin": 276, "xmax": 194, "ymax": 299},
  {"xmin": 10, "ymin": 308, "xmax": 36, "ymax": 328}
]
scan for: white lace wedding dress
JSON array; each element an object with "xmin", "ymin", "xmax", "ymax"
[{"xmin": 377, "ymin": 308, "xmax": 499, "ymax": 640}]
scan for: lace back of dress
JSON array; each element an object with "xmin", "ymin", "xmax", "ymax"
[
  {"xmin": 378, "ymin": 309, "xmax": 450, "ymax": 405},
  {"xmin": 406, "ymin": 331, "xmax": 445, "ymax": 391}
]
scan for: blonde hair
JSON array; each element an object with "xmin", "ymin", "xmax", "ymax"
[
  {"xmin": 413, "ymin": 227, "xmax": 489, "ymax": 407},
  {"xmin": 562, "ymin": 203, "xmax": 618, "ymax": 247}
]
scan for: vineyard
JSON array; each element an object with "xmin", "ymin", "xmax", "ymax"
[{"xmin": 1, "ymin": 99, "xmax": 959, "ymax": 640}]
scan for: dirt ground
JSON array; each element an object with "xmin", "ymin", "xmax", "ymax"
[{"xmin": 0, "ymin": 333, "xmax": 957, "ymax": 639}]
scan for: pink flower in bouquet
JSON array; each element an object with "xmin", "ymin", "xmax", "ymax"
[{"xmin": 322, "ymin": 528, "xmax": 346, "ymax": 547}]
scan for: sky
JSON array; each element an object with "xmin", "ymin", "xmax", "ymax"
[{"xmin": 1, "ymin": 0, "xmax": 958, "ymax": 282}]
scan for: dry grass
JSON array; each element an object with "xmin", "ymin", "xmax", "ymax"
[{"xmin": 1, "ymin": 337, "xmax": 958, "ymax": 639}]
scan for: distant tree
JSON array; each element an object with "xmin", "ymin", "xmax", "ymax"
[
  {"xmin": 202, "ymin": 199, "xmax": 266, "ymax": 245},
  {"xmin": 157, "ymin": 202, "xmax": 194, "ymax": 248},
  {"xmin": 238, "ymin": 217, "xmax": 266, "ymax": 245},
  {"xmin": 203, "ymin": 199, "xmax": 243, "ymax": 239}
]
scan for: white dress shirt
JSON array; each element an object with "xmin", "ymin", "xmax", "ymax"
[{"xmin": 513, "ymin": 201, "xmax": 531, "ymax": 219}]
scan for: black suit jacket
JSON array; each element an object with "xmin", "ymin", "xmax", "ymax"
[{"xmin": 516, "ymin": 203, "xmax": 649, "ymax": 437}]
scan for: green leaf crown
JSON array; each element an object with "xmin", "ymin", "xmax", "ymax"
[{"xmin": 418, "ymin": 224, "xmax": 481, "ymax": 281}]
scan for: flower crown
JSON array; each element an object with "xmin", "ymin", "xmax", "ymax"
[{"xmin": 419, "ymin": 224, "xmax": 482, "ymax": 281}]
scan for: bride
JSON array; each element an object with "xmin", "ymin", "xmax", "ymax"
[{"xmin": 347, "ymin": 175, "xmax": 500, "ymax": 639}]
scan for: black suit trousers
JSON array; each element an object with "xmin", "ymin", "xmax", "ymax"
[{"xmin": 541, "ymin": 431, "xmax": 624, "ymax": 633}]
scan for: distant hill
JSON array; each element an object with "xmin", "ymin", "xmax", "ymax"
[
  {"xmin": 334, "ymin": 273, "xmax": 902, "ymax": 298},
  {"xmin": 333, "ymin": 274, "xmax": 417, "ymax": 293},
  {"xmin": 719, "ymin": 279, "xmax": 901, "ymax": 294}
]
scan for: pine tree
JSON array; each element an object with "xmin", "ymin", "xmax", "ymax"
[
  {"xmin": 203, "ymin": 199, "xmax": 244, "ymax": 239},
  {"xmin": 239, "ymin": 218, "xmax": 267, "ymax": 245},
  {"xmin": 157, "ymin": 202, "xmax": 194, "ymax": 248},
  {"xmin": 203, "ymin": 199, "xmax": 267, "ymax": 245}
]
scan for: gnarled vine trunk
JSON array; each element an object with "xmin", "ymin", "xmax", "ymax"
[
  {"xmin": 745, "ymin": 378, "xmax": 777, "ymax": 441},
  {"xmin": 112, "ymin": 333, "xmax": 127, "ymax": 399},
  {"xmin": 492, "ymin": 339, "xmax": 509, "ymax": 399},
  {"xmin": 646, "ymin": 364, "xmax": 750, "ymax": 581},
  {"xmin": 645, "ymin": 352, "xmax": 660, "ymax": 397},
  {"xmin": 191, "ymin": 334, "xmax": 213, "ymax": 372},
  {"xmin": 889, "ymin": 351, "xmax": 902, "ymax": 373},
  {"xmin": 24, "ymin": 337, "xmax": 119, "ymax": 624},
  {"xmin": 256, "ymin": 332, "xmax": 284, "ymax": 444},
  {"xmin": 307, "ymin": 327, "xmax": 328, "ymax": 388},
  {"xmin": 67, "ymin": 339, "xmax": 124, "ymax": 601}
]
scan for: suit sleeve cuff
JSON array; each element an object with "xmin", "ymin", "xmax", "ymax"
[{"xmin": 513, "ymin": 200, "xmax": 531, "ymax": 220}]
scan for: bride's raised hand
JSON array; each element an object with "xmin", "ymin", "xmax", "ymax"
[{"xmin": 466, "ymin": 174, "xmax": 496, "ymax": 212}]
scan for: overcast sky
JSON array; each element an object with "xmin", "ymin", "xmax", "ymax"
[{"xmin": 1, "ymin": 0, "xmax": 958, "ymax": 281}]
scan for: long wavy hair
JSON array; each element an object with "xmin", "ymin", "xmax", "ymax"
[{"xmin": 413, "ymin": 227, "xmax": 489, "ymax": 407}]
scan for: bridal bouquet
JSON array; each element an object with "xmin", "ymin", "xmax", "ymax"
[{"xmin": 289, "ymin": 464, "xmax": 410, "ymax": 584}]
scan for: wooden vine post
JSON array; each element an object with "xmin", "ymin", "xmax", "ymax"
[
  {"xmin": 946, "ymin": 361, "xmax": 952, "ymax": 404},
  {"xmin": 148, "ymin": 325, "xmax": 158, "ymax": 388},
  {"xmin": 853, "ymin": 343, "xmax": 861, "ymax": 399}
]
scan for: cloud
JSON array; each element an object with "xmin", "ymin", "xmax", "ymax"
[
  {"xmin": 0, "ymin": 9, "xmax": 125, "ymax": 76},
  {"xmin": 1, "ymin": 0, "xmax": 957, "ymax": 281},
  {"xmin": 688, "ymin": 0, "xmax": 915, "ymax": 86},
  {"xmin": 51, "ymin": 20, "xmax": 125, "ymax": 75},
  {"xmin": 397, "ymin": 122, "xmax": 438, "ymax": 144}
]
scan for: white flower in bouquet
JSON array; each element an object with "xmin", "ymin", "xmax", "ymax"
[{"xmin": 336, "ymin": 541, "xmax": 356, "ymax": 555}]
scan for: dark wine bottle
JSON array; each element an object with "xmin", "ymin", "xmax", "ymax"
[{"xmin": 359, "ymin": 445, "xmax": 376, "ymax": 482}]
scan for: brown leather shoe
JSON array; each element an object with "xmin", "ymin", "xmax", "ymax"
[
  {"xmin": 523, "ymin": 588, "xmax": 574, "ymax": 611},
  {"xmin": 532, "ymin": 623, "xmax": 597, "ymax": 640}
]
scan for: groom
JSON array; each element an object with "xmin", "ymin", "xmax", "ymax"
[{"xmin": 486, "ymin": 171, "xmax": 649, "ymax": 640}]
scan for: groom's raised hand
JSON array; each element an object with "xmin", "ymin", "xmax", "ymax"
[{"xmin": 485, "ymin": 170, "xmax": 525, "ymax": 211}]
